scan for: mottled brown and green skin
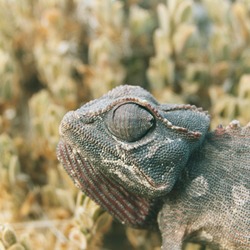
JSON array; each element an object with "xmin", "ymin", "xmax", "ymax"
[{"xmin": 57, "ymin": 85, "xmax": 250, "ymax": 250}]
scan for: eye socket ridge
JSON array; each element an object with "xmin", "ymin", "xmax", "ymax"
[{"xmin": 106, "ymin": 103, "xmax": 155, "ymax": 142}]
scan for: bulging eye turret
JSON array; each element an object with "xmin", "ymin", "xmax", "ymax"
[{"xmin": 107, "ymin": 103, "xmax": 155, "ymax": 142}]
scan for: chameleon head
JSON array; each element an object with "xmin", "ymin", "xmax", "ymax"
[{"xmin": 57, "ymin": 85, "xmax": 210, "ymax": 227}]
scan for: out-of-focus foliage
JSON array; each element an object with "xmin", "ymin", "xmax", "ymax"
[{"xmin": 0, "ymin": 0, "xmax": 250, "ymax": 249}]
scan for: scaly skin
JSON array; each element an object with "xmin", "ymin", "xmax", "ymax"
[{"xmin": 57, "ymin": 85, "xmax": 250, "ymax": 249}]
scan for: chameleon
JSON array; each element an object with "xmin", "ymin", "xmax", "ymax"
[{"xmin": 57, "ymin": 85, "xmax": 250, "ymax": 250}]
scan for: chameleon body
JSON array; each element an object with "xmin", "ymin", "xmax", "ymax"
[{"xmin": 57, "ymin": 85, "xmax": 250, "ymax": 250}]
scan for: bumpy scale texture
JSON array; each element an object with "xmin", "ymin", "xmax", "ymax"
[
  {"xmin": 57, "ymin": 85, "xmax": 250, "ymax": 250},
  {"xmin": 159, "ymin": 121, "xmax": 250, "ymax": 250}
]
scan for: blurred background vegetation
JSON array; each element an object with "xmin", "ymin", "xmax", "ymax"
[{"xmin": 0, "ymin": 0, "xmax": 250, "ymax": 249}]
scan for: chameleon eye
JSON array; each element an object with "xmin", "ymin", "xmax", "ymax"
[{"xmin": 107, "ymin": 103, "xmax": 155, "ymax": 142}]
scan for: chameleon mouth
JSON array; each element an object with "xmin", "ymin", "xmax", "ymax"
[
  {"xmin": 57, "ymin": 139, "xmax": 160, "ymax": 228},
  {"xmin": 108, "ymin": 159, "xmax": 173, "ymax": 196},
  {"xmin": 58, "ymin": 113, "xmax": 168, "ymax": 195}
]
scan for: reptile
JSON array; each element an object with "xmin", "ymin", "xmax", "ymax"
[{"xmin": 57, "ymin": 85, "xmax": 250, "ymax": 250}]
